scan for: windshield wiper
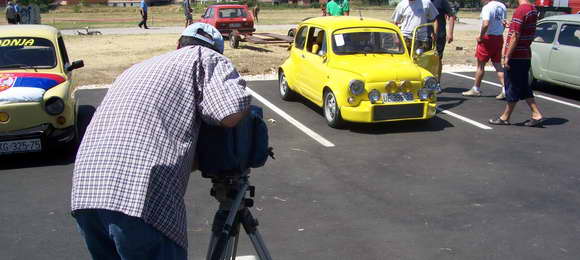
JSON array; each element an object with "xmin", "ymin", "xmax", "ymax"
[{"xmin": 0, "ymin": 64, "xmax": 36, "ymax": 69}]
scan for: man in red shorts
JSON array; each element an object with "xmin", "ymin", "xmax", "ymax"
[
  {"xmin": 463, "ymin": 0, "xmax": 507, "ymax": 99},
  {"xmin": 488, "ymin": 0, "xmax": 544, "ymax": 127}
]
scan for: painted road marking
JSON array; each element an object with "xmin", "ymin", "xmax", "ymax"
[
  {"xmin": 446, "ymin": 72, "xmax": 580, "ymax": 110},
  {"xmin": 247, "ymin": 88, "xmax": 336, "ymax": 148},
  {"xmin": 436, "ymin": 107, "xmax": 493, "ymax": 130}
]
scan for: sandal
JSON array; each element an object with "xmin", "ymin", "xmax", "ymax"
[
  {"xmin": 524, "ymin": 118, "xmax": 544, "ymax": 127},
  {"xmin": 488, "ymin": 117, "xmax": 510, "ymax": 125}
]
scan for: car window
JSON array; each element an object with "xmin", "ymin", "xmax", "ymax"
[
  {"xmin": 203, "ymin": 8, "xmax": 214, "ymax": 18},
  {"xmin": 295, "ymin": 26, "xmax": 308, "ymax": 50},
  {"xmin": 218, "ymin": 8, "xmax": 247, "ymax": 18},
  {"xmin": 332, "ymin": 28, "xmax": 405, "ymax": 55},
  {"xmin": 306, "ymin": 27, "xmax": 326, "ymax": 55},
  {"xmin": 0, "ymin": 37, "xmax": 56, "ymax": 68},
  {"xmin": 534, "ymin": 22, "xmax": 558, "ymax": 43},
  {"xmin": 558, "ymin": 24, "xmax": 580, "ymax": 47}
]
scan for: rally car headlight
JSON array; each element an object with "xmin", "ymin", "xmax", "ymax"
[
  {"xmin": 423, "ymin": 76, "xmax": 439, "ymax": 91},
  {"xmin": 45, "ymin": 97, "xmax": 65, "ymax": 115},
  {"xmin": 368, "ymin": 89, "xmax": 381, "ymax": 104},
  {"xmin": 349, "ymin": 80, "xmax": 365, "ymax": 96}
]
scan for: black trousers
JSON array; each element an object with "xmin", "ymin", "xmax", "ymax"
[{"xmin": 138, "ymin": 13, "xmax": 148, "ymax": 28}]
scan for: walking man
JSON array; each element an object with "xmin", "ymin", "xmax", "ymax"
[
  {"xmin": 138, "ymin": 0, "xmax": 149, "ymax": 29},
  {"xmin": 488, "ymin": 0, "xmax": 544, "ymax": 127},
  {"xmin": 184, "ymin": 0, "xmax": 193, "ymax": 27},
  {"xmin": 392, "ymin": 0, "xmax": 439, "ymax": 54},
  {"xmin": 71, "ymin": 23, "xmax": 251, "ymax": 259},
  {"xmin": 5, "ymin": 0, "xmax": 18, "ymax": 24},
  {"xmin": 431, "ymin": 0, "xmax": 456, "ymax": 83},
  {"xmin": 463, "ymin": 0, "xmax": 507, "ymax": 99}
]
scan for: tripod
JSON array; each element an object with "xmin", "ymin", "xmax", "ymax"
[{"xmin": 205, "ymin": 169, "xmax": 273, "ymax": 260}]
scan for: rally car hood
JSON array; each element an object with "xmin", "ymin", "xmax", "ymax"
[{"xmin": 329, "ymin": 55, "xmax": 423, "ymax": 83}]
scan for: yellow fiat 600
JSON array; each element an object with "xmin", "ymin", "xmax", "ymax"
[
  {"xmin": 0, "ymin": 25, "xmax": 84, "ymax": 155},
  {"xmin": 279, "ymin": 16, "xmax": 440, "ymax": 128}
]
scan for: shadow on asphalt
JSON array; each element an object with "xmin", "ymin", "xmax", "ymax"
[
  {"xmin": 511, "ymin": 117, "xmax": 569, "ymax": 128},
  {"xmin": 0, "ymin": 104, "xmax": 97, "ymax": 171},
  {"xmin": 534, "ymin": 83, "xmax": 580, "ymax": 102}
]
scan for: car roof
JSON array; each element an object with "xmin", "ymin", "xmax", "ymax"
[
  {"xmin": 540, "ymin": 14, "xmax": 580, "ymax": 23},
  {"xmin": 0, "ymin": 25, "xmax": 60, "ymax": 39},
  {"xmin": 300, "ymin": 16, "xmax": 400, "ymax": 31},
  {"xmin": 208, "ymin": 4, "xmax": 248, "ymax": 8}
]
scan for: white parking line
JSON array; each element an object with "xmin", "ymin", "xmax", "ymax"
[
  {"xmin": 446, "ymin": 72, "xmax": 580, "ymax": 110},
  {"xmin": 247, "ymin": 88, "xmax": 336, "ymax": 148},
  {"xmin": 436, "ymin": 107, "xmax": 493, "ymax": 130}
]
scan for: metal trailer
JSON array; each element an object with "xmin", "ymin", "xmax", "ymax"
[{"xmin": 228, "ymin": 30, "xmax": 293, "ymax": 49}]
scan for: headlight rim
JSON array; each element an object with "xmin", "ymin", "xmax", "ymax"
[
  {"xmin": 44, "ymin": 96, "xmax": 65, "ymax": 116},
  {"xmin": 423, "ymin": 76, "xmax": 439, "ymax": 90},
  {"xmin": 349, "ymin": 79, "xmax": 365, "ymax": 96}
]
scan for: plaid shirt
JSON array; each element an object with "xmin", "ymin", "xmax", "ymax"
[{"xmin": 71, "ymin": 45, "xmax": 252, "ymax": 249}]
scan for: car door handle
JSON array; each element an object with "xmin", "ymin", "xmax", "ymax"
[
  {"xmin": 552, "ymin": 46, "xmax": 559, "ymax": 51},
  {"xmin": 301, "ymin": 54, "xmax": 305, "ymax": 58}
]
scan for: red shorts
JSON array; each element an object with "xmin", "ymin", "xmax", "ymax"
[{"xmin": 475, "ymin": 35, "xmax": 504, "ymax": 63}]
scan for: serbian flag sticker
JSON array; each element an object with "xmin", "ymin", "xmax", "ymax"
[{"xmin": 0, "ymin": 73, "xmax": 65, "ymax": 104}]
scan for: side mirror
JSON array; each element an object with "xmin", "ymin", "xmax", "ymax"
[
  {"xmin": 415, "ymin": 48, "xmax": 424, "ymax": 56},
  {"xmin": 66, "ymin": 60, "xmax": 84, "ymax": 72}
]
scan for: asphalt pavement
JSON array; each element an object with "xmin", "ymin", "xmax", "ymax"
[{"xmin": 1, "ymin": 72, "xmax": 580, "ymax": 260}]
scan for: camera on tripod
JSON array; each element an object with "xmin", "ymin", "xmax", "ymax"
[
  {"xmin": 196, "ymin": 105, "xmax": 274, "ymax": 260},
  {"xmin": 197, "ymin": 105, "xmax": 274, "ymax": 179}
]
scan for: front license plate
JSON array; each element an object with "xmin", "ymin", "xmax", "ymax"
[
  {"xmin": 382, "ymin": 93, "xmax": 414, "ymax": 103},
  {"xmin": 0, "ymin": 139, "xmax": 42, "ymax": 155},
  {"xmin": 230, "ymin": 23, "xmax": 241, "ymax": 28}
]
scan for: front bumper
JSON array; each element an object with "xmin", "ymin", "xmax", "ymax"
[
  {"xmin": 341, "ymin": 100, "xmax": 437, "ymax": 123},
  {"xmin": 0, "ymin": 124, "xmax": 75, "ymax": 155}
]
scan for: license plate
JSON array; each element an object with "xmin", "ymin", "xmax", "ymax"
[
  {"xmin": 382, "ymin": 93, "xmax": 414, "ymax": 103},
  {"xmin": 230, "ymin": 23, "xmax": 241, "ymax": 28},
  {"xmin": 0, "ymin": 139, "xmax": 42, "ymax": 155}
]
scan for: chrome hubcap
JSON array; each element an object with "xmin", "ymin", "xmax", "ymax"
[
  {"xmin": 280, "ymin": 75, "xmax": 288, "ymax": 96},
  {"xmin": 325, "ymin": 93, "xmax": 336, "ymax": 121}
]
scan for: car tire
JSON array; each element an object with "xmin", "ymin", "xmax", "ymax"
[
  {"xmin": 279, "ymin": 71, "xmax": 296, "ymax": 101},
  {"xmin": 229, "ymin": 32, "xmax": 240, "ymax": 49},
  {"xmin": 324, "ymin": 90, "xmax": 345, "ymax": 129}
]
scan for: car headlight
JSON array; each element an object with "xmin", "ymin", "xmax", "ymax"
[
  {"xmin": 368, "ymin": 89, "xmax": 381, "ymax": 104},
  {"xmin": 45, "ymin": 97, "xmax": 65, "ymax": 115},
  {"xmin": 418, "ymin": 88, "xmax": 431, "ymax": 100},
  {"xmin": 349, "ymin": 80, "xmax": 365, "ymax": 96},
  {"xmin": 423, "ymin": 76, "xmax": 438, "ymax": 91}
]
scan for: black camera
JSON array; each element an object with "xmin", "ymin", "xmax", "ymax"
[{"xmin": 196, "ymin": 105, "xmax": 273, "ymax": 178}]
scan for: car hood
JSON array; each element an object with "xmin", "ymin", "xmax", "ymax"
[
  {"xmin": 329, "ymin": 55, "xmax": 422, "ymax": 82},
  {"xmin": 0, "ymin": 72, "xmax": 65, "ymax": 104}
]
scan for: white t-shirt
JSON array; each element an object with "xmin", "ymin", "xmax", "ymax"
[
  {"xmin": 392, "ymin": 0, "xmax": 439, "ymax": 38},
  {"xmin": 480, "ymin": 1, "xmax": 507, "ymax": 36}
]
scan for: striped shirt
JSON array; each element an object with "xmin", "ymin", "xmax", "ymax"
[
  {"xmin": 71, "ymin": 45, "xmax": 252, "ymax": 249},
  {"xmin": 505, "ymin": 3, "xmax": 538, "ymax": 60}
]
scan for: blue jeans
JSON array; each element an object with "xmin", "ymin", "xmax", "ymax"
[
  {"xmin": 73, "ymin": 209, "xmax": 187, "ymax": 260},
  {"xmin": 505, "ymin": 59, "xmax": 534, "ymax": 103}
]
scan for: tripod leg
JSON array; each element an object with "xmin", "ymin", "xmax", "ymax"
[{"xmin": 239, "ymin": 209, "xmax": 273, "ymax": 260}]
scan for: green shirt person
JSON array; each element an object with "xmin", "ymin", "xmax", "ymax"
[
  {"xmin": 326, "ymin": 0, "xmax": 343, "ymax": 16},
  {"xmin": 341, "ymin": 0, "xmax": 350, "ymax": 16}
]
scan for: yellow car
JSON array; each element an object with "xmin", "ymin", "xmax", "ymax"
[
  {"xmin": 279, "ymin": 16, "xmax": 440, "ymax": 128},
  {"xmin": 0, "ymin": 25, "xmax": 84, "ymax": 155}
]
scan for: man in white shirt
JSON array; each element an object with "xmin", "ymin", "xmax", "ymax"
[
  {"xmin": 463, "ymin": 0, "xmax": 507, "ymax": 99},
  {"xmin": 392, "ymin": 0, "xmax": 439, "ymax": 54}
]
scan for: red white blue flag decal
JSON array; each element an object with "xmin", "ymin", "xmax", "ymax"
[{"xmin": 0, "ymin": 73, "xmax": 65, "ymax": 104}]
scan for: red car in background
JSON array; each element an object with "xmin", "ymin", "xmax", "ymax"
[{"xmin": 200, "ymin": 4, "xmax": 255, "ymax": 38}]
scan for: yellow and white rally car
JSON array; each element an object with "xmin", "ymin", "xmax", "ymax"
[
  {"xmin": 0, "ymin": 25, "xmax": 84, "ymax": 155},
  {"xmin": 279, "ymin": 16, "xmax": 440, "ymax": 128}
]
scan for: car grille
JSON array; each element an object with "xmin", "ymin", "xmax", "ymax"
[{"xmin": 372, "ymin": 103, "xmax": 425, "ymax": 121}]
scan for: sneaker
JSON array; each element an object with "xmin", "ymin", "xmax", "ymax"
[
  {"xmin": 462, "ymin": 88, "xmax": 481, "ymax": 97},
  {"xmin": 495, "ymin": 92, "xmax": 506, "ymax": 100}
]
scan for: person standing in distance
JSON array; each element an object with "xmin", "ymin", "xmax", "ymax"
[
  {"xmin": 5, "ymin": 0, "xmax": 18, "ymax": 24},
  {"xmin": 71, "ymin": 23, "xmax": 251, "ymax": 260},
  {"xmin": 138, "ymin": 0, "xmax": 149, "ymax": 29},
  {"xmin": 392, "ymin": 0, "xmax": 439, "ymax": 54},
  {"xmin": 184, "ymin": 0, "xmax": 193, "ymax": 27},
  {"xmin": 488, "ymin": 0, "xmax": 544, "ymax": 127},
  {"xmin": 341, "ymin": 0, "xmax": 350, "ymax": 16},
  {"xmin": 430, "ymin": 0, "xmax": 456, "ymax": 85},
  {"xmin": 463, "ymin": 0, "xmax": 507, "ymax": 99},
  {"xmin": 326, "ymin": 0, "xmax": 343, "ymax": 16}
]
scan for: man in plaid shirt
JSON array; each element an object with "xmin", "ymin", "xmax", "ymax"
[{"xmin": 71, "ymin": 23, "xmax": 251, "ymax": 259}]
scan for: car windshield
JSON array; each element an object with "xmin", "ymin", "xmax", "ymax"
[
  {"xmin": 332, "ymin": 28, "xmax": 405, "ymax": 55},
  {"xmin": 218, "ymin": 8, "xmax": 247, "ymax": 18},
  {"xmin": 0, "ymin": 37, "xmax": 56, "ymax": 69}
]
